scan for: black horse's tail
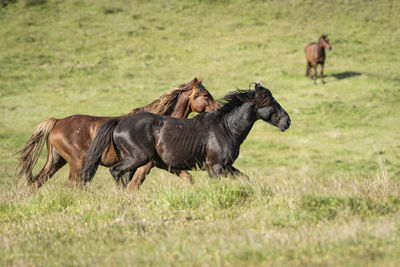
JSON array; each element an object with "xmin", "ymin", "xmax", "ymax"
[{"xmin": 80, "ymin": 118, "xmax": 120, "ymax": 183}]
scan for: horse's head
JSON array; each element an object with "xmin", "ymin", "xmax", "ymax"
[
  {"xmin": 254, "ymin": 83, "xmax": 291, "ymax": 132},
  {"xmin": 188, "ymin": 77, "xmax": 220, "ymax": 113},
  {"xmin": 319, "ymin": 35, "xmax": 332, "ymax": 50}
]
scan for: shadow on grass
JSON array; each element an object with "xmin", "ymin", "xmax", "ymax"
[{"xmin": 330, "ymin": 71, "xmax": 362, "ymax": 80}]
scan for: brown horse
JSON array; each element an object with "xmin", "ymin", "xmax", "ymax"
[
  {"xmin": 16, "ymin": 78, "xmax": 219, "ymax": 188},
  {"xmin": 305, "ymin": 35, "xmax": 332, "ymax": 84}
]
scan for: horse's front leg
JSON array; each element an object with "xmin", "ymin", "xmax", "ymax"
[
  {"xmin": 152, "ymin": 162, "xmax": 194, "ymax": 184},
  {"xmin": 313, "ymin": 64, "xmax": 318, "ymax": 85},
  {"xmin": 224, "ymin": 165, "xmax": 249, "ymax": 179},
  {"xmin": 207, "ymin": 164, "xmax": 223, "ymax": 178},
  {"xmin": 320, "ymin": 63, "xmax": 325, "ymax": 84},
  {"xmin": 170, "ymin": 169, "xmax": 194, "ymax": 184}
]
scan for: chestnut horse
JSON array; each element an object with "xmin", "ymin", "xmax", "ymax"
[
  {"xmin": 81, "ymin": 83, "xmax": 291, "ymax": 190},
  {"xmin": 16, "ymin": 78, "xmax": 219, "ymax": 188},
  {"xmin": 305, "ymin": 35, "xmax": 332, "ymax": 84}
]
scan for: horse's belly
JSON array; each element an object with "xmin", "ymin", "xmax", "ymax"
[
  {"xmin": 163, "ymin": 155, "xmax": 205, "ymax": 170},
  {"xmin": 158, "ymin": 149, "xmax": 205, "ymax": 170},
  {"xmin": 156, "ymin": 125, "xmax": 206, "ymax": 169}
]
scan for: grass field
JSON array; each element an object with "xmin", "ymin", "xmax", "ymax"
[{"xmin": 1, "ymin": 0, "xmax": 400, "ymax": 265}]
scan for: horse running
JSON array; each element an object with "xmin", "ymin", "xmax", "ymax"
[
  {"xmin": 16, "ymin": 78, "xmax": 219, "ymax": 188},
  {"xmin": 81, "ymin": 83, "xmax": 291, "ymax": 190},
  {"xmin": 305, "ymin": 35, "xmax": 332, "ymax": 84}
]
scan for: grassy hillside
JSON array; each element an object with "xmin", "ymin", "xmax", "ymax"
[{"xmin": 0, "ymin": 0, "xmax": 399, "ymax": 265}]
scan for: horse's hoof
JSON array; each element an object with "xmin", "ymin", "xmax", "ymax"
[
  {"xmin": 128, "ymin": 183, "xmax": 140, "ymax": 191},
  {"xmin": 65, "ymin": 180, "xmax": 81, "ymax": 188},
  {"xmin": 29, "ymin": 180, "xmax": 41, "ymax": 190}
]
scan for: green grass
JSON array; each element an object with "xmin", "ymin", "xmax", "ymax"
[{"xmin": 1, "ymin": 0, "xmax": 400, "ymax": 265}]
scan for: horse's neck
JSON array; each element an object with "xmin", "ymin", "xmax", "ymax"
[
  {"xmin": 222, "ymin": 103, "xmax": 257, "ymax": 144},
  {"xmin": 318, "ymin": 44, "xmax": 325, "ymax": 57},
  {"xmin": 125, "ymin": 91, "xmax": 191, "ymax": 118},
  {"xmin": 126, "ymin": 107, "xmax": 145, "ymax": 116},
  {"xmin": 169, "ymin": 91, "xmax": 191, "ymax": 118}
]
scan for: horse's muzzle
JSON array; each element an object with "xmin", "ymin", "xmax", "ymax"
[
  {"xmin": 279, "ymin": 118, "xmax": 291, "ymax": 132},
  {"xmin": 206, "ymin": 101, "xmax": 221, "ymax": 112}
]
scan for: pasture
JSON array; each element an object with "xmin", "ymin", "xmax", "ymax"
[{"xmin": 0, "ymin": 0, "xmax": 399, "ymax": 265}]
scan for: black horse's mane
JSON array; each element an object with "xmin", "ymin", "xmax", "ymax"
[{"xmin": 193, "ymin": 86, "xmax": 273, "ymax": 124}]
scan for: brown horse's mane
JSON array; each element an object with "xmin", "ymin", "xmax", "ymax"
[{"xmin": 128, "ymin": 80, "xmax": 205, "ymax": 115}]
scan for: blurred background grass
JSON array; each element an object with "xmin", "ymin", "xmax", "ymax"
[{"xmin": 0, "ymin": 0, "xmax": 399, "ymax": 265}]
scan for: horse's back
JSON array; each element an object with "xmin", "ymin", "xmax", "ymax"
[
  {"xmin": 115, "ymin": 112, "xmax": 157, "ymax": 131},
  {"xmin": 52, "ymin": 114, "xmax": 110, "ymax": 135},
  {"xmin": 114, "ymin": 112, "xmax": 164, "ymax": 146},
  {"xmin": 49, "ymin": 114, "xmax": 111, "ymax": 155},
  {"xmin": 115, "ymin": 112, "xmax": 208, "ymax": 169},
  {"xmin": 305, "ymin": 42, "xmax": 319, "ymax": 62}
]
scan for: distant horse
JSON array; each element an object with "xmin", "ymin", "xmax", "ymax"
[
  {"xmin": 16, "ymin": 78, "xmax": 219, "ymax": 188},
  {"xmin": 81, "ymin": 83, "xmax": 291, "ymax": 190},
  {"xmin": 305, "ymin": 35, "xmax": 332, "ymax": 84}
]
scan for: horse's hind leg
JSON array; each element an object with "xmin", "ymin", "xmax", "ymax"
[
  {"xmin": 110, "ymin": 156, "xmax": 149, "ymax": 188},
  {"xmin": 66, "ymin": 164, "xmax": 83, "ymax": 187},
  {"xmin": 64, "ymin": 155, "xmax": 88, "ymax": 187},
  {"xmin": 128, "ymin": 161, "xmax": 154, "ymax": 191},
  {"xmin": 32, "ymin": 148, "xmax": 67, "ymax": 188},
  {"xmin": 320, "ymin": 63, "xmax": 325, "ymax": 84},
  {"xmin": 113, "ymin": 170, "xmax": 132, "ymax": 187},
  {"xmin": 116, "ymin": 170, "xmax": 134, "ymax": 188},
  {"xmin": 306, "ymin": 62, "xmax": 311, "ymax": 77}
]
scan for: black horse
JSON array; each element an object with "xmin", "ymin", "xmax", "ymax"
[{"xmin": 81, "ymin": 83, "xmax": 291, "ymax": 190}]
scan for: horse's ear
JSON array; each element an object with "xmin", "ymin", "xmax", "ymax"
[
  {"xmin": 192, "ymin": 77, "xmax": 198, "ymax": 85},
  {"xmin": 255, "ymin": 82, "xmax": 262, "ymax": 93}
]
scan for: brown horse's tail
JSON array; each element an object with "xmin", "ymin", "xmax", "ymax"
[
  {"xmin": 80, "ymin": 118, "xmax": 121, "ymax": 183},
  {"xmin": 16, "ymin": 118, "xmax": 58, "ymax": 184}
]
